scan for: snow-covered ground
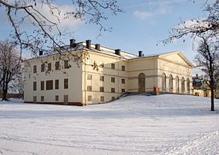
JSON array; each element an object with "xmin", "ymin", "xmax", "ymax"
[{"xmin": 0, "ymin": 95, "xmax": 219, "ymax": 155}]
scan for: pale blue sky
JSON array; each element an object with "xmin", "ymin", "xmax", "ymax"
[{"xmin": 0, "ymin": 0, "xmax": 213, "ymax": 61}]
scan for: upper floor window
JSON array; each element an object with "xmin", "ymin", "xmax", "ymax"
[
  {"xmin": 33, "ymin": 65, "xmax": 37, "ymax": 73},
  {"xmin": 87, "ymin": 86, "xmax": 92, "ymax": 91},
  {"xmin": 100, "ymin": 87, "xmax": 104, "ymax": 92},
  {"xmin": 55, "ymin": 80, "xmax": 59, "ymax": 89},
  {"xmin": 41, "ymin": 64, "xmax": 45, "ymax": 72},
  {"xmin": 111, "ymin": 63, "xmax": 115, "ymax": 69},
  {"xmin": 87, "ymin": 74, "xmax": 92, "ymax": 80},
  {"xmin": 64, "ymin": 79, "xmax": 68, "ymax": 89},
  {"xmin": 41, "ymin": 81, "xmax": 44, "ymax": 90},
  {"xmin": 122, "ymin": 65, "xmax": 126, "ymax": 71},
  {"xmin": 46, "ymin": 80, "xmax": 53, "ymax": 90},
  {"xmin": 100, "ymin": 76, "xmax": 104, "ymax": 81},
  {"xmin": 33, "ymin": 81, "xmax": 37, "ymax": 91},
  {"xmin": 121, "ymin": 79, "xmax": 126, "ymax": 84},
  {"xmin": 55, "ymin": 61, "xmax": 60, "ymax": 70},
  {"xmin": 48, "ymin": 63, "xmax": 52, "ymax": 71},
  {"xmin": 111, "ymin": 77, "xmax": 115, "ymax": 83},
  {"xmin": 64, "ymin": 60, "xmax": 69, "ymax": 69},
  {"xmin": 111, "ymin": 88, "xmax": 115, "ymax": 93}
]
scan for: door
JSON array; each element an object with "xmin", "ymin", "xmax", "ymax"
[{"xmin": 138, "ymin": 73, "xmax": 145, "ymax": 93}]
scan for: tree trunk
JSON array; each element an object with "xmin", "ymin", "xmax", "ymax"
[
  {"xmin": 210, "ymin": 87, "xmax": 215, "ymax": 111},
  {"xmin": 2, "ymin": 89, "xmax": 8, "ymax": 101}
]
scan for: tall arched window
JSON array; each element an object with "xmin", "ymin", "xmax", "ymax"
[
  {"xmin": 187, "ymin": 78, "xmax": 190, "ymax": 93},
  {"xmin": 162, "ymin": 73, "xmax": 166, "ymax": 92},
  {"xmin": 169, "ymin": 74, "xmax": 173, "ymax": 92},
  {"xmin": 176, "ymin": 76, "xmax": 179, "ymax": 93},
  {"xmin": 181, "ymin": 77, "xmax": 185, "ymax": 93}
]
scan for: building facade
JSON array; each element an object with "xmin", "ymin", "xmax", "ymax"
[
  {"xmin": 23, "ymin": 40, "xmax": 193, "ymax": 105},
  {"xmin": 216, "ymin": 81, "xmax": 219, "ymax": 99}
]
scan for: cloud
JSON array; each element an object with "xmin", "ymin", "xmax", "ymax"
[
  {"xmin": 133, "ymin": 0, "xmax": 188, "ymax": 20},
  {"xmin": 133, "ymin": 10, "xmax": 153, "ymax": 20},
  {"xmin": 33, "ymin": 4, "xmax": 83, "ymax": 31}
]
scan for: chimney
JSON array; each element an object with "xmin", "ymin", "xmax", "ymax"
[
  {"xmin": 95, "ymin": 44, "xmax": 100, "ymax": 50},
  {"xmin": 86, "ymin": 40, "xmax": 91, "ymax": 49},
  {"xmin": 139, "ymin": 51, "xmax": 143, "ymax": 57},
  {"xmin": 39, "ymin": 50, "xmax": 43, "ymax": 56},
  {"xmin": 115, "ymin": 49, "xmax": 121, "ymax": 55},
  {"xmin": 70, "ymin": 39, "xmax": 76, "ymax": 48}
]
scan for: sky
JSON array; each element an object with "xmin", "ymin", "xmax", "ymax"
[{"xmin": 0, "ymin": 0, "xmax": 213, "ymax": 62}]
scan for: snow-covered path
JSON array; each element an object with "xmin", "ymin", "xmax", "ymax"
[{"xmin": 0, "ymin": 95, "xmax": 219, "ymax": 155}]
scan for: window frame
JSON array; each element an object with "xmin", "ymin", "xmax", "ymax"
[
  {"xmin": 64, "ymin": 79, "xmax": 68, "ymax": 89},
  {"xmin": 46, "ymin": 80, "xmax": 53, "ymax": 90}
]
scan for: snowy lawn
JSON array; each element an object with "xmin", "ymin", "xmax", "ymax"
[{"xmin": 0, "ymin": 95, "xmax": 219, "ymax": 155}]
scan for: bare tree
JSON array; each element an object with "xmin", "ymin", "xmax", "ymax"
[
  {"xmin": 166, "ymin": 0, "xmax": 219, "ymax": 111},
  {"xmin": 0, "ymin": 0, "xmax": 121, "ymax": 55},
  {"xmin": 195, "ymin": 36, "xmax": 219, "ymax": 111},
  {"xmin": 0, "ymin": 41, "xmax": 22, "ymax": 101},
  {"xmin": 166, "ymin": 0, "xmax": 219, "ymax": 43}
]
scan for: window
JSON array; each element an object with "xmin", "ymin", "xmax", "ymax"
[
  {"xmin": 100, "ymin": 87, "xmax": 104, "ymax": 92},
  {"xmin": 48, "ymin": 63, "xmax": 52, "ymax": 71},
  {"xmin": 88, "ymin": 95, "xmax": 92, "ymax": 101},
  {"xmin": 41, "ymin": 81, "xmax": 44, "ymax": 90},
  {"xmin": 55, "ymin": 95, "xmax": 59, "ymax": 101},
  {"xmin": 121, "ymin": 89, "xmax": 125, "ymax": 93},
  {"xmin": 64, "ymin": 60, "xmax": 69, "ymax": 69},
  {"xmin": 55, "ymin": 80, "xmax": 59, "ymax": 89},
  {"xmin": 41, "ymin": 64, "xmax": 45, "ymax": 72},
  {"xmin": 122, "ymin": 65, "xmax": 125, "ymax": 71},
  {"xmin": 41, "ymin": 96, "xmax": 44, "ymax": 102},
  {"xmin": 111, "ymin": 88, "xmax": 115, "ymax": 93},
  {"xmin": 33, "ymin": 65, "xmax": 37, "ymax": 73},
  {"xmin": 46, "ymin": 80, "xmax": 53, "ymax": 90},
  {"xmin": 111, "ymin": 63, "xmax": 115, "ymax": 69},
  {"xmin": 87, "ymin": 86, "xmax": 92, "ymax": 91},
  {"xmin": 100, "ymin": 96, "xmax": 104, "ymax": 102},
  {"xmin": 64, "ymin": 95, "xmax": 68, "ymax": 104},
  {"xmin": 100, "ymin": 76, "xmax": 104, "ymax": 81},
  {"xmin": 64, "ymin": 79, "xmax": 68, "ymax": 89},
  {"xmin": 121, "ymin": 79, "xmax": 125, "ymax": 84},
  {"xmin": 33, "ymin": 96, "xmax": 37, "ymax": 102},
  {"xmin": 87, "ymin": 74, "xmax": 92, "ymax": 80},
  {"xmin": 33, "ymin": 81, "xmax": 37, "ymax": 91},
  {"xmin": 111, "ymin": 77, "xmax": 115, "ymax": 83},
  {"xmin": 55, "ymin": 61, "xmax": 60, "ymax": 70}
]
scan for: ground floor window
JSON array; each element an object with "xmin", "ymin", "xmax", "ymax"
[
  {"xmin": 64, "ymin": 95, "xmax": 68, "ymax": 104},
  {"xmin": 33, "ymin": 96, "xmax": 37, "ymax": 102},
  {"xmin": 88, "ymin": 95, "xmax": 92, "ymax": 101},
  {"xmin": 41, "ymin": 96, "xmax": 44, "ymax": 102},
  {"xmin": 55, "ymin": 95, "xmax": 59, "ymax": 101},
  {"xmin": 100, "ymin": 96, "xmax": 104, "ymax": 102}
]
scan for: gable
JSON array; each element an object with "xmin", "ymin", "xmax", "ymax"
[{"xmin": 159, "ymin": 52, "xmax": 193, "ymax": 67}]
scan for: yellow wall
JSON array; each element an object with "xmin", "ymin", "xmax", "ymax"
[
  {"xmin": 157, "ymin": 54, "xmax": 192, "ymax": 94},
  {"xmin": 127, "ymin": 57, "xmax": 158, "ymax": 92},
  {"xmin": 82, "ymin": 50, "xmax": 127, "ymax": 105},
  {"xmin": 23, "ymin": 53, "xmax": 83, "ymax": 104},
  {"xmin": 23, "ymin": 49, "xmax": 193, "ymax": 105}
]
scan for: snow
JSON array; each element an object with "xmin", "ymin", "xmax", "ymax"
[{"xmin": 0, "ymin": 95, "xmax": 219, "ymax": 155}]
